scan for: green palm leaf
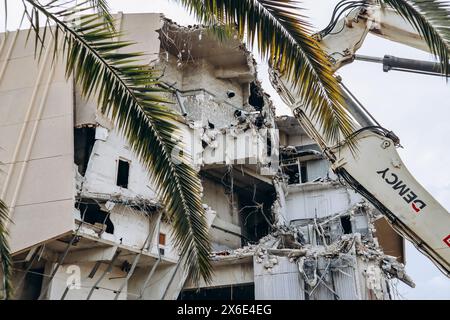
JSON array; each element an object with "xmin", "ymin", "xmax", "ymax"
[
  {"xmin": 19, "ymin": 0, "xmax": 212, "ymax": 283},
  {"xmin": 379, "ymin": 0, "xmax": 450, "ymax": 76},
  {"xmin": 179, "ymin": 0, "xmax": 356, "ymax": 145},
  {"xmin": 0, "ymin": 198, "xmax": 12, "ymax": 300},
  {"xmin": 88, "ymin": 0, "xmax": 114, "ymax": 28}
]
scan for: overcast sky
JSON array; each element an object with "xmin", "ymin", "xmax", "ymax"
[{"xmin": 1, "ymin": 0, "xmax": 449, "ymax": 299}]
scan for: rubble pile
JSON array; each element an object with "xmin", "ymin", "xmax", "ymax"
[{"xmin": 211, "ymin": 203, "xmax": 415, "ymax": 293}]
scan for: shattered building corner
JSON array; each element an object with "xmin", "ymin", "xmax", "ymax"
[{"xmin": 0, "ymin": 13, "xmax": 413, "ymax": 300}]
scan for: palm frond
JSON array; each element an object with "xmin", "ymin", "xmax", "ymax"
[
  {"xmin": 380, "ymin": 0, "xmax": 450, "ymax": 76},
  {"xmin": 21, "ymin": 0, "xmax": 212, "ymax": 283},
  {"xmin": 0, "ymin": 199, "xmax": 12, "ymax": 300},
  {"xmin": 179, "ymin": 0, "xmax": 356, "ymax": 145},
  {"xmin": 89, "ymin": 0, "xmax": 114, "ymax": 28}
]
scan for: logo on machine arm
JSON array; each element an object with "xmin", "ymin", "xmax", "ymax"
[{"xmin": 376, "ymin": 168, "xmax": 427, "ymax": 213}]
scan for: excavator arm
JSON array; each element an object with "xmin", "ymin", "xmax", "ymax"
[{"xmin": 270, "ymin": 1, "xmax": 450, "ymax": 276}]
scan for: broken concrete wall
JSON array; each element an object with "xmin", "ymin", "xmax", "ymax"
[
  {"xmin": 200, "ymin": 128, "xmax": 271, "ymax": 166},
  {"xmin": 245, "ymin": 224, "xmax": 408, "ymax": 300},
  {"xmin": 74, "ymin": 14, "xmax": 165, "ymax": 201},
  {"xmin": 159, "ymin": 19, "xmax": 255, "ymax": 104},
  {"xmin": 102, "ymin": 205, "xmax": 154, "ymax": 249},
  {"xmin": 303, "ymin": 254, "xmax": 360, "ymax": 300},
  {"xmin": 201, "ymin": 174, "xmax": 274, "ymax": 251},
  {"xmin": 354, "ymin": 258, "xmax": 390, "ymax": 300},
  {"xmin": 181, "ymin": 60, "xmax": 245, "ymax": 106},
  {"xmin": 202, "ymin": 178, "xmax": 242, "ymax": 250},
  {"xmin": 80, "ymin": 127, "xmax": 158, "ymax": 200},
  {"xmin": 158, "ymin": 19, "xmax": 274, "ymax": 132},
  {"xmin": 73, "ymin": 201, "xmax": 179, "ymax": 261},
  {"xmin": 181, "ymin": 90, "xmax": 243, "ymax": 129},
  {"xmin": 159, "ymin": 52, "xmax": 183, "ymax": 89}
]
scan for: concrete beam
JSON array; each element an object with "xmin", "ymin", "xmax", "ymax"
[
  {"xmin": 64, "ymin": 246, "xmax": 119, "ymax": 264},
  {"xmin": 214, "ymin": 68, "xmax": 254, "ymax": 82}
]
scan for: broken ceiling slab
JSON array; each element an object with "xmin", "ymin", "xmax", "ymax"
[{"xmin": 159, "ymin": 18, "xmax": 256, "ymax": 75}]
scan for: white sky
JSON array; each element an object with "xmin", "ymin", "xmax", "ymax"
[{"xmin": 1, "ymin": 0, "xmax": 449, "ymax": 299}]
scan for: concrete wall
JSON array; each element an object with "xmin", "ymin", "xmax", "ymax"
[
  {"xmin": 286, "ymin": 183, "xmax": 362, "ymax": 222},
  {"xmin": 201, "ymin": 128, "xmax": 270, "ymax": 166},
  {"xmin": 106, "ymin": 205, "xmax": 152, "ymax": 248},
  {"xmin": 182, "ymin": 60, "xmax": 245, "ymax": 106},
  {"xmin": 307, "ymin": 159, "xmax": 330, "ymax": 181},
  {"xmin": 119, "ymin": 13, "xmax": 163, "ymax": 62},
  {"xmin": 0, "ymin": 13, "xmax": 165, "ymax": 254},
  {"xmin": 73, "ymin": 204, "xmax": 178, "ymax": 261},
  {"xmin": 254, "ymin": 256, "xmax": 305, "ymax": 300},
  {"xmin": 160, "ymin": 53, "xmax": 183, "ymax": 89},
  {"xmin": 0, "ymin": 30, "xmax": 75, "ymax": 253},
  {"xmin": 74, "ymin": 13, "xmax": 163, "ymax": 126},
  {"xmin": 159, "ymin": 32, "xmax": 267, "ymax": 130},
  {"xmin": 128, "ymin": 263, "xmax": 178, "ymax": 300},
  {"xmin": 45, "ymin": 262, "xmax": 128, "ymax": 300},
  {"xmin": 202, "ymin": 178, "xmax": 242, "ymax": 250},
  {"xmin": 202, "ymin": 178, "xmax": 238, "ymax": 225},
  {"xmin": 184, "ymin": 261, "xmax": 254, "ymax": 290},
  {"xmin": 161, "ymin": 56, "xmax": 261, "ymax": 130},
  {"xmin": 287, "ymin": 133, "xmax": 316, "ymax": 147},
  {"xmin": 76, "ymin": 13, "xmax": 165, "ymax": 200},
  {"xmin": 182, "ymin": 91, "xmax": 241, "ymax": 128}
]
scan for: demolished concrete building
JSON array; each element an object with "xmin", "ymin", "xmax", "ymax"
[{"xmin": 0, "ymin": 13, "xmax": 413, "ymax": 300}]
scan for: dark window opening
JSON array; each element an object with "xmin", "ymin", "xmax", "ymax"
[
  {"xmin": 159, "ymin": 248, "xmax": 165, "ymax": 256},
  {"xmin": 18, "ymin": 267, "xmax": 44, "ymax": 300},
  {"xmin": 340, "ymin": 215, "xmax": 352, "ymax": 234},
  {"xmin": 300, "ymin": 163, "xmax": 308, "ymax": 183},
  {"xmin": 78, "ymin": 202, "xmax": 114, "ymax": 234},
  {"xmin": 179, "ymin": 283, "xmax": 255, "ymax": 300},
  {"xmin": 248, "ymin": 82, "xmax": 264, "ymax": 111},
  {"xmin": 239, "ymin": 189, "xmax": 275, "ymax": 245},
  {"xmin": 116, "ymin": 159, "xmax": 130, "ymax": 188},
  {"xmin": 282, "ymin": 161, "xmax": 308, "ymax": 184},
  {"xmin": 74, "ymin": 127, "xmax": 96, "ymax": 176},
  {"xmin": 267, "ymin": 135, "xmax": 272, "ymax": 157},
  {"xmin": 254, "ymin": 114, "xmax": 265, "ymax": 128},
  {"xmin": 283, "ymin": 164, "xmax": 299, "ymax": 184}
]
